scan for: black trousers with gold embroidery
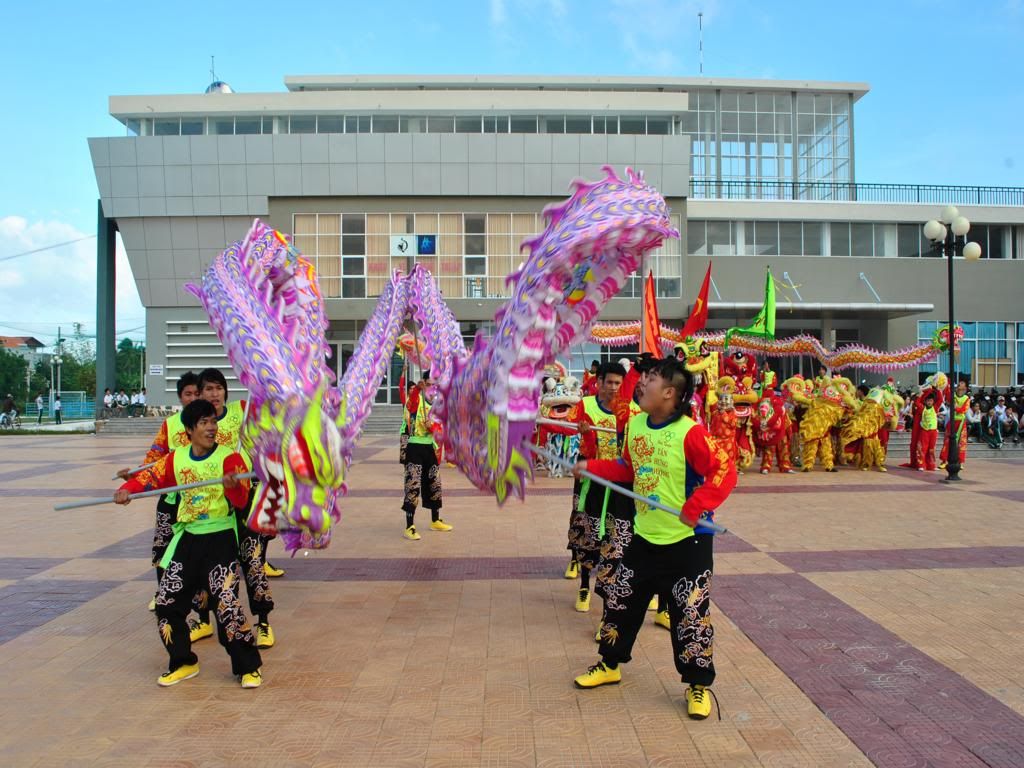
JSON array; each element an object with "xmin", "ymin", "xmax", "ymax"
[
  {"xmin": 195, "ymin": 487, "xmax": 274, "ymax": 624},
  {"xmin": 154, "ymin": 529, "xmax": 262, "ymax": 675},
  {"xmin": 402, "ymin": 442, "xmax": 442, "ymax": 518},
  {"xmin": 598, "ymin": 534, "xmax": 716, "ymax": 687}
]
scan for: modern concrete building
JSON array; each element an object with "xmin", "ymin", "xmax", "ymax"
[{"xmin": 88, "ymin": 75, "xmax": 1024, "ymax": 407}]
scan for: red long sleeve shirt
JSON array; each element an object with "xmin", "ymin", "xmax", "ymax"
[
  {"xmin": 586, "ymin": 419, "xmax": 736, "ymax": 527},
  {"xmin": 122, "ymin": 449, "xmax": 250, "ymax": 511}
]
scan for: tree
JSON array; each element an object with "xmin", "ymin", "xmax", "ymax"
[
  {"xmin": 115, "ymin": 338, "xmax": 144, "ymax": 392},
  {"xmin": 0, "ymin": 348, "xmax": 28, "ymax": 403}
]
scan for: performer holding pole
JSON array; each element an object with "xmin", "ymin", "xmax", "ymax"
[
  {"xmin": 115, "ymin": 372, "xmax": 200, "ymax": 611},
  {"xmin": 564, "ymin": 361, "xmax": 627, "ymax": 612},
  {"xmin": 940, "ymin": 379, "xmax": 970, "ymax": 470},
  {"xmin": 570, "ymin": 358, "xmax": 736, "ymax": 721},
  {"xmin": 401, "ymin": 371, "xmax": 452, "ymax": 540},
  {"xmin": 114, "ymin": 398, "xmax": 263, "ymax": 688},
  {"xmin": 192, "ymin": 368, "xmax": 276, "ymax": 649}
]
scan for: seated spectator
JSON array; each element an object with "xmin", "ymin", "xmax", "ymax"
[
  {"xmin": 982, "ymin": 408, "xmax": 1003, "ymax": 449},
  {"xmin": 966, "ymin": 401, "xmax": 983, "ymax": 442},
  {"xmin": 134, "ymin": 388, "xmax": 147, "ymax": 417},
  {"xmin": 102, "ymin": 388, "xmax": 114, "ymax": 419},
  {"xmin": 993, "ymin": 395, "xmax": 1007, "ymax": 421},
  {"xmin": 115, "ymin": 389, "xmax": 130, "ymax": 416},
  {"xmin": 1002, "ymin": 407, "xmax": 1021, "ymax": 444}
]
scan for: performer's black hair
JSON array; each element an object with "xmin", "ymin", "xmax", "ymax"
[
  {"xmin": 198, "ymin": 368, "xmax": 229, "ymax": 400},
  {"xmin": 649, "ymin": 358, "xmax": 694, "ymax": 422},
  {"xmin": 181, "ymin": 398, "xmax": 216, "ymax": 432},
  {"xmin": 176, "ymin": 371, "xmax": 200, "ymax": 398},
  {"xmin": 598, "ymin": 361, "xmax": 627, "ymax": 380}
]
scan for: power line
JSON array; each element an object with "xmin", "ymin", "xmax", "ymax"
[{"xmin": 0, "ymin": 235, "xmax": 96, "ymax": 263}]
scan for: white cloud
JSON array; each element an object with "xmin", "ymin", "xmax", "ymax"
[
  {"xmin": 609, "ymin": 0, "xmax": 720, "ymax": 75},
  {"xmin": 0, "ymin": 216, "xmax": 145, "ymax": 344},
  {"xmin": 491, "ymin": 0, "xmax": 508, "ymax": 25}
]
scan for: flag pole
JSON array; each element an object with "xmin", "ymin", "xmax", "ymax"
[{"xmin": 639, "ymin": 255, "xmax": 646, "ymax": 354}]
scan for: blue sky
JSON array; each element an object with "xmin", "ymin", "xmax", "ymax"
[{"xmin": 1, "ymin": 0, "xmax": 1021, "ymax": 345}]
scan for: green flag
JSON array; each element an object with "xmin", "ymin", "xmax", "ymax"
[{"xmin": 725, "ymin": 269, "xmax": 776, "ymax": 350}]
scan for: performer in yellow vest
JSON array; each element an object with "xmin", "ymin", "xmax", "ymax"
[
  {"xmin": 402, "ymin": 372, "xmax": 453, "ymax": 540},
  {"xmin": 565, "ymin": 361, "xmax": 627, "ymax": 613},
  {"xmin": 116, "ymin": 372, "xmax": 200, "ymax": 610},
  {"xmin": 571, "ymin": 358, "xmax": 736, "ymax": 720},
  {"xmin": 116, "ymin": 398, "xmax": 263, "ymax": 688},
  {"xmin": 189, "ymin": 368, "xmax": 276, "ymax": 650}
]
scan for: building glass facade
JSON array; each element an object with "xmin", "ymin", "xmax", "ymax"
[
  {"xmin": 918, "ymin": 321, "xmax": 1022, "ymax": 385},
  {"xmin": 293, "ymin": 212, "xmax": 684, "ymax": 301}
]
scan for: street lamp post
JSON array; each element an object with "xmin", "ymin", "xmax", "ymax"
[{"xmin": 923, "ymin": 206, "xmax": 982, "ymax": 482}]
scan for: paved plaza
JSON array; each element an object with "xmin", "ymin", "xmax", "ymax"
[{"xmin": 1, "ymin": 433, "xmax": 1023, "ymax": 767}]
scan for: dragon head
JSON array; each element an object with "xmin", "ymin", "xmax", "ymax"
[{"xmin": 245, "ymin": 387, "xmax": 347, "ymax": 548}]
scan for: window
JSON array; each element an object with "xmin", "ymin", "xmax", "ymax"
[
  {"xmin": 619, "ymin": 116, "xmax": 646, "ymax": 134},
  {"xmin": 234, "ymin": 118, "xmax": 260, "ymax": 135},
  {"xmin": 181, "ymin": 119, "xmax": 204, "ymax": 135},
  {"xmin": 593, "ymin": 115, "xmax": 617, "ymax": 134},
  {"xmin": 707, "ymin": 220, "xmax": 734, "ymax": 256},
  {"xmin": 464, "ymin": 214, "xmax": 486, "ymax": 255},
  {"xmin": 154, "ymin": 119, "xmax": 180, "ymax": 136},
  {"xmin": 851, "ymin": 223, "xmax": 873, "ymax": 257},
  {"xmin": 126, "ymin": 119, "xmax": 142, "ymax": 136},
  {"xmin": 646, "ymin": 116, "xmax": 671, "ymax": 135},
  {"xmin": 317, "ymin": 116, "xmax": 344, "ymax": 133},
  {"xmin": 542, "ymin": 115, "xmax": 565, "ymax": 133},
  {"xmin": 831, "ymin": 222, "xmax": 850, "ymax": 257},
  {"xmin": 483, "ymin": 116, "xmax": 509, "ymax": 133},
  {"xmin": 342, "ymin": 214, "xmax": 365, "ymax": 256},
  {"xmin": 510, "ymin": 116, "xmax": 538, "ymax": 133},
  {"xmin": 779, "ymin": 222, "xmax": 802, "ymax": 255},
  {"xmin": 374, "ymin": 115, "xmax": 400, "ymax": 133},
  {"xmin": 345, "ymin": 115, "xmax": 371, "ymax": 133},
  {"xmin": 564, "ymin": 116, "xmax": 591, "ymax": 134},
  {"xmin": 687, "ymin": 220, "xmax": 708, "ymax": 256},
  {"xmin": 803, "ymin": 222, "xmax": 823, "ymax": 256},
  {"xmin": 427, "ymin": 116, "xmax": 454, "ymax": 133},
  {"xmin": 289, "ymin": 116, "xmax": 315, "ymax": 134},
  {"xmin": 456, "ymin": 116, "xmax": 481, "ymax": 133},
  {"xmin": 898, "ymin": 224, "xmax": 921, "ymax": 258}
]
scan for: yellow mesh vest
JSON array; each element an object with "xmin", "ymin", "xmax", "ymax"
[
  {"xmin": 581, "ymin": 396, "xmax": 619, "ymax": 460},
  {"xmin": 172, "ymin": 444, "xmax": 234, "ymax": 524},
  {"xmin": 625, "ymin": 413, "xmax": 697, "ymax": 545},
  {"xmin": 215, "ymin": 400, "xmax": 252, "ymax": 469}
]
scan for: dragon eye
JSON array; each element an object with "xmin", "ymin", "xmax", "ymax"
[{"xmin": 287, "ymin": 432, "xmax": 315, "ymax": 480}]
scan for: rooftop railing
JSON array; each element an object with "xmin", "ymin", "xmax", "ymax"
[{"xmin": 690, "ymin": 179, "xmax": 1024, "ymax": 206}]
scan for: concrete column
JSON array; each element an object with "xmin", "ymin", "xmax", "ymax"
[
  {"xmin": 95, "ymin": 201, "xmax": 117, "ymax": 414},
  {"xmin": 821, "ymin": 313, "xmax": 836, "ymax": 349}
]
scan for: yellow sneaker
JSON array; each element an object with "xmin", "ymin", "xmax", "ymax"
[
  {"xmin": 654, "ymin": 610, "xmax": 671, "ymax": 630},
  {"xmin": 189, "ymin": 620, "xmax": 213, "ymax": 642},
  {"xmin": 403, "ymin": 525, "xmax": 421, "ymax": 541},
  {"xmin": 564, "ymin": 560, "xmax": 579, "ymax": 580},
  {"xmin": 595, "ymin": 623, "xmax": 602, "ymax": 643},
  {"xmin": 575, "ymin": 588, "xmax": 591, "ymax": 613},
  {"xmin": 647, "ymin": 595, "xmax": 659, "ymax": 611},
  {"xmin": 256, "ymin": 622, "xmax": 275, "ymax": 648},
  {"xmin": 686, "ymin": 685, "xmax": 712, "ymax": 719},
  {"xmin": 429, "ymin": 519, "xmax": 453, "ymax": 532},
  {"xmin": 573, "ymin": 661, "xmax": 621, "ymax": 689},
  {"xmin": 148, "ymin": 597, "xmax": 156, "ymax": 612},
  {"xmin": 157, "ymin": 663, "xmax": 199, "ymax": 687},
  {"xmin": 264, "ymin": 561, "xmax": 285, "ymax": 578},
  {"xmin": 240, "ymin": 669, "xmax": 263, "ymax": 689}
]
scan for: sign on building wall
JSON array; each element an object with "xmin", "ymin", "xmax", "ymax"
[
  {"xmin": 417, "ymin": 235, "xmax": 436, "ymax": 255},
  {"xmin": 390, "ymin": 235, "xmax": 415, "ymax": 257},
  {"xmin": 149, "ymin": 364, "xmax": 164, "ymax": 376}
]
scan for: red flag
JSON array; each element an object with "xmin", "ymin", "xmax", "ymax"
[
  {"xmin": 642, "ymin": 270, "xmax": 663, "ymax": 359},
  {"xmin": 679, "ymin": 262, "xmax": 712, "ymax": 340}
]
